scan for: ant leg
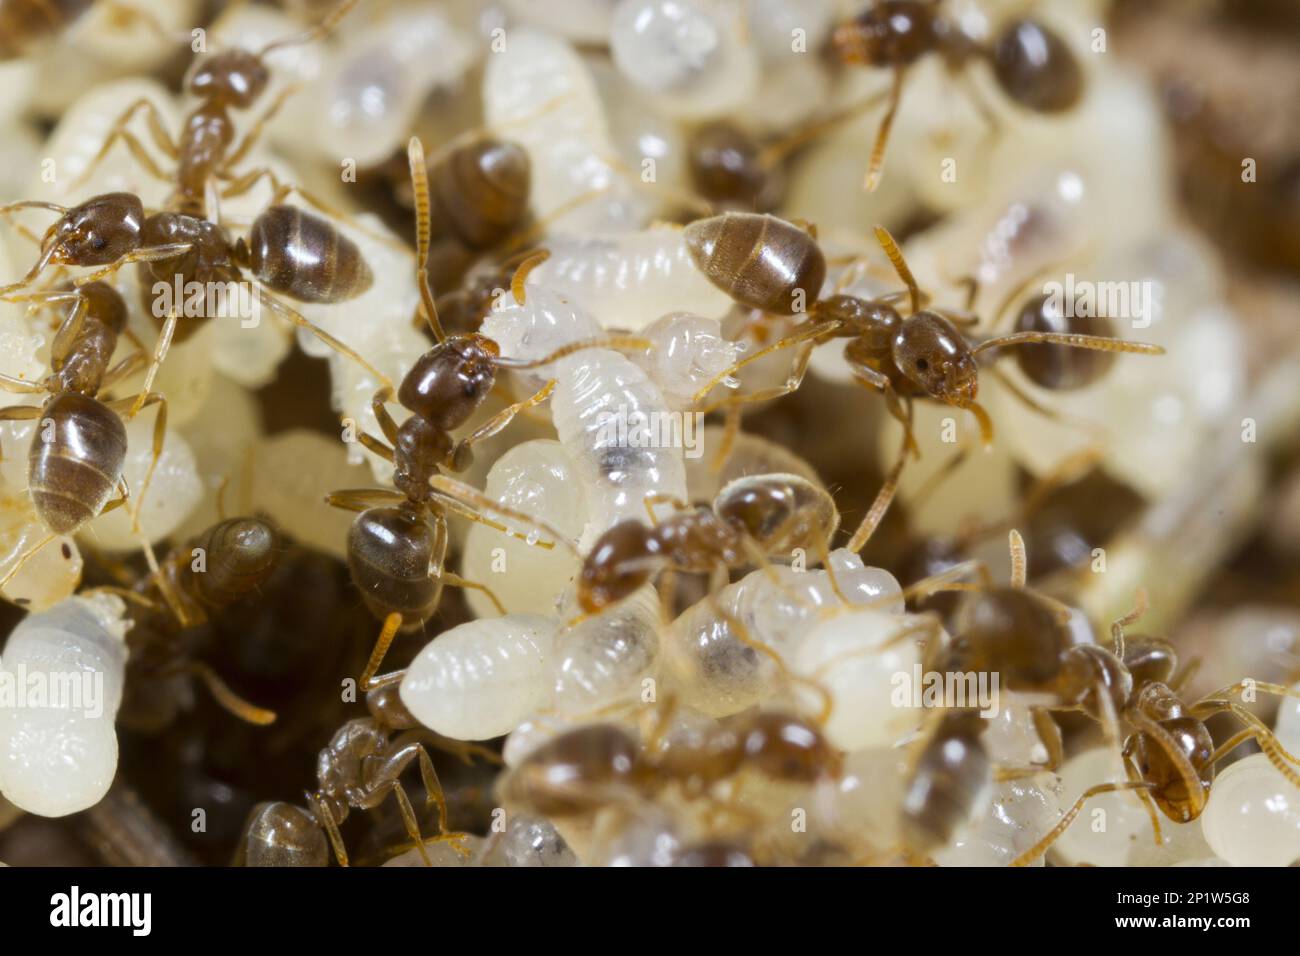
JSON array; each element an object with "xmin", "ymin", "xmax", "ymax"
[
  {"xmin": 1196, "ymin": 679, "xmax": 1300, "ymax": 705},
  {"xmin": 357, "ymin": 430, "xmax": 395, "ymax": 463},
  {"xmin": 1123, "ymin": 747, "xmax": 1165, "ymax": 847},
  {"xmin": 70, "ymin": 129, "xmax": 172, "ymax": 190},
  {"xmin": 427, "ymin": 475, "xmax": 579, "ymax": 556},
  {"xmin": 445, "ymin": 380, "xmax": 557, "ymax": 471},
  {"xmin": 642, "ymin": 492, "xmax": 691, "ymax": 525},
  {"xmin": 389, "ymin": 781, "xmax": 434, "ymax": 867},
  {"xmin": 386, "ymin": 733, "xmax": 452, "ymax": 835},
  {"xmin": 256, "ymin": 288, "xmax": 395, "ymax": 390},
  {"xmin": 222, "ymin": 85, "xmax": 303, "ymax": 170},
  {"xmin": 107, "ymin": 391, "xmax": 167, "ymax": 535},
  {"xmin": 1008, "ymin": 529, "xmax": 1027, "ymax": 588},
  {"xmin": 846, "ymin": 431, "xmax": 908, "ymax": 555},
  {"xmin": 67, "ymin": 243, "xmax": 192, "ymax": 289},
  {"xmin": 864, "ymin": 67, "xmax": 906, "ymax": 193},
  {"xmin": 709, "ymin": 404, "xmax": 742, "ymax": 475},
  {"xmin": 971, "ymin": 331, "xmax": 1165, "ymax": 359},
  {"xmin": 1127, "ymin": 707, "xmax": 1211, "ymax": 807},
  {"xmin": 696, "ymin": 339, "xmax": 817, "ymax": 416},
  {"xmin": 370, "ymin": 387, "xmax": 401, "ymax": 444},
  {"xmin": 309, "ymin": 793, "xmax": 350, "ymax": 867},
  {"xmin": 325, "ymin": 488, "xmax": 405, "ymax": 512},
  {"xmin": 1188, "ymin": 699, "xmax": 1300, "ymax": 787},
  {"xmin": 994, "ymin": 706, "xmax": 1064, "ymax": 781},
  {"xmin": 440, "ymin": 571, "xmax": 506, "ymax": 617},
  {"xmin": 98, "ymin": 351, "xmax": 149, "ymax": 392},
  {"xmin": 0, "ymin": 401, "xmax": 44, "ymax": 417},
  {"xmin": 1010, "ymin": 781, "xmax": 1155, "ymax": 866},
  {"xmin": 171, "ymin": 661, "xmax": 278, "ymax": 725},
  {"xmin": 67, "ymin": 96, "xmax": 178, "ymax": 191},
  {"xmin": 257, "ymin": 0, "xmax": 362, "ymax": 56},
  {"xmin": 360, "ymin": 612, "xmax": 406, "ymax": 691},
  {"xmin": 691, "ymin": 319, "xmax": 840, "ymax": 407}
]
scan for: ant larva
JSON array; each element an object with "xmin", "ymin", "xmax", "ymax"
[
  {"xmin": 685, "ymin": 214, "xmax": 1162, "ymax": 529},
  {"xmin": 330, "ymin": 136, "xmax": 651, "ymax": 694},
  {"xmin": 235, "ymin": 684, "xmax": 468, "ymax": 867},
  {"xmin": 0, "ymin": 0, "xmax": 167, "ymax": 61},
  {"xmin": 833, "ymin": 1, "xmax": 1085, "ymax": 190}
]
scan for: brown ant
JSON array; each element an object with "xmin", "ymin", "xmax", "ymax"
[
  {"xmin": 574, "ymin": 473, "xmax": 839, "ymax": 616},
  {"xmin": 685, "ymin": 213, "xmax": 1162, "ymax": 545},
  {"xmin": 234, "ymin": 683, "xmax": 471, "ymax": 867},
  {"xmin": 833, "ymin": 1, "xmax": 1085, "ymax": 190},
  {"xmin": 326, "ymin": 136, "xmax": 650, "ymax": 694},
  {"xmin": 103, "ymin": 515, "xmax": 285, "ymax": 733},
  {"xmin": 0, "ymin": 281, "xmax": 168, "ymax": 583}
]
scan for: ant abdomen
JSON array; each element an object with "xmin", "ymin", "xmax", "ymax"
[
  {"xmin": 235, "ymin": 802, "xmax": 329, "ymax": 868},
  {"xmin": 1011, "ymin": 292, "xmax": 1118, "ymax": 390},
  {"xmin": 900, "ymin": 709, "xmax": 990, "ymax": 854},
  {"xmin": 684, "ymin": 212, "xmax": 826, "ymax": 315},
  {"xmin": 950, "ymin": 586, "xmax": 1073, "ymax": 691},
  {"xmin": 347, "ymin": 506, "xmax": 443, "ymax": 622},
  {"xmin": 833, "ymin": 1, "xmax": 939, "ymax": 68},
  {"xmin": 28, "ymin": 391, "xmax": 126, "ymax": 535},
  {"xmin": 241, "ymin": 205, "xmax": 374, "ymax": 303},
  {"xmin": 189, "ymin": 517, "xmax": 281, "ymax": 608},
  {"xmin": 500, "ymin": 723, "xmax": 639, "ymax": 819},
  {"xmin": 991, "ymin": 20, "xmax": 1083, "ymax": 114},
  {"xmin": 431, "ymin": 138, "xmax": 532, "ymax": 249}
]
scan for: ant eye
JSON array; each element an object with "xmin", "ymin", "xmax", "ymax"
[{"xmin": 915, "ymin": 358, "xmax": 928, "ymax": 370}]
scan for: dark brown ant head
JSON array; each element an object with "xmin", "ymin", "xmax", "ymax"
[
  {"xmin": 1058, "ymin": 643, "xmax": 1133, "ymax": 723},
  {"xmin": 397, "ymin": 334, "xmax": 500, "ymax": 430},
  {"xmin": 818, "ymin": 293, "xmax": 902, "ymax": 352},
  {"xmin": 893, "ymin": 311, "xmax": 979, "ymax": 407},
  {"xmin": 833, "ymin": 1, "xmax": 939, "ymax": 68},
  {"xmin": 738, "ymin": 712, "xmax": 840, "ymax": 783},
  {"xmin": 990, "ymin": 19, "xmax": 1083, "ymax": 114},
  {"xmin": 578, "ymin": 521, "xmax": 662, "ymax": 614},
  {"xmin": 187, "ymin": 48, "xmax": 271, "ymax": 108},
  {"xmin": 1013, "ymin": 292, "xmax": 1117, "ymax": 390},
  {"xmin": 47, "ymin": 192, "xmax": 144, "ymax": 266}
]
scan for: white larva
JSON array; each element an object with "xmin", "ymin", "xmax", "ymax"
[
  {"xmin": 483, "ymin": 29, "xmax": 647, "ymax": 234},
  {"xmin": 745, "ymin": 0, "xmax": 836, "ymax": 62},
  {"xmin": 501, "ymin": 0, "xmax": 617, "ymax": 45},
  {"xmin": 932, "ymin": 777, "xmax": 1062, "ymax": 868},
  {"xmin": 460, "ymin": 439, "xmax": 587, "ymax": 619},
  {"xmin": 631, "ymin": 312, "xmax": 738, "ymax": 409},
  {"xmin": 1201, "ymin": 754, "xmax": 1300, "ymax": 868},
  {"xmin": 790, "ymin": 606, "xmax": 926, "ymax": 752},
  {"xmin": 553, "ymin": 586, "xmax": 661, "ymax": 716},
  {"xmin": 401, "ymin": 614, "xmax": 559, "ymax": 741},
  {"xmin": 0, "ymin": 484, "xmax": 82, "ymax": 612},
  {"xmin": 609, "ymin": 0, "xmax": 758, "ymax": 121},
  {"xmin": 480, "ymin": 285, "xmax": 604, "ymax": 392},
  {"xmin": 523, "ymin": 230, "xmax": 733, "ymax": 332},
  {"xmin": 477, "ymin": 812, "xmax": 578, "ymax": 867},
  {"xmin": 0, "ymin": 593, "xmax": 129, "ymax": 817}
]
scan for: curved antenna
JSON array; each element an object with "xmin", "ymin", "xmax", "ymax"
[
  {"xmin": 872, "ymin": 225, "xmax": 921, "ymax": 315},
  {"xmin": 406, "ymin": 137, "xmax": 447, "ymax": 343},
  {"xmin": 257, "ymin": 0, "xmax": 360, "ymax": 57}
]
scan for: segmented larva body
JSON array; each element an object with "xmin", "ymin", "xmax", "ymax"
[
  {"xmin": 524, "ymin": 230, "xmax": 733, "ymax": 332},
  {"xmin": 0, "ymin": 594, "xmax": 129, "ymax": 816},
  {"xmin": 401, "ymin": 614, "xmax": 559, "ymax": 741},
  {"xmin": 481, "ymin": 285, "xmax": 604, "ymax": 390},
  {"xmin": 553, "ymin": 585, "xmax": 661, "ymax": 716},
  {"xmin": 661, "ymin": 550, "xmax": 903, "ymax": 719},
  {"xmin": 0, "ymin": 483, "xmax": 82, "ymax": 611},
  {"xmin": 551, "ymin": 349, "xmax": 687, "ymax": 551},
  {"xmin": 632, "ymin": 312, "xmax": 738, "ymax": 409},
  {"xmin": 460, "ymin": 439, "xmax": 587, "ymax": 619},
  {"xmin": 483, "ymin": 29, "xmax": 647, "ymax": 234}
]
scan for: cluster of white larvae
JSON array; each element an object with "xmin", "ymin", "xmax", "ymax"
[{"xmin": 0, "ymin": 0, "xmax": 1297, "ymax": 867}]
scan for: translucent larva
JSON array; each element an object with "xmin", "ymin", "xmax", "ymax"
[
  {"xmin": 0, "ymin": 594, "xmax": 129, "ymax": 817},
  {"xmin": 483, "ymin": 29, "xmax": 647, "ymax": 233},
  {"xmin": 0, "ymin": 484, "xmax": 81, "ymax": 611},
  {"xmin": 790, "ymin": 606, "xmax": 927, "ymax": 752},
  {"xmin": 383, "ymin": 836, "xmax": 484, "ymax": 867},
  {"xmin": 1201, "ymin": 754, "xmax": 1300, "ymax": 867},
  {"xmin": 523, "ymin": 230, "xmax": 733, "ymax": 332},
  {"xmin": 931, "ymin": 777, "xmax": 1062, "ymax": 868},
  {"xmin": 609, "ymin": 0, "xmax": 758, "ymax": 120},
  {"xmin": 478, "ymin": 813, "xmax": 578, "ymax": 867},
  {"xmin": 553, "ymin": 585, "xmax": 660, "ymax": 716},
  {"xmin": 631, "ymin": 312, "xmax": 738, "ymax": 409},
  {"xmin": 460, "ymin": 439, "xmax": 587, "ymax": 619},
  {"xmin": 480, "ymin": 285, "xmax": 604, "ymax": 392},
  {"xmin": 400, "ymin": 614, "xmax": 559, "ymax": 741}
]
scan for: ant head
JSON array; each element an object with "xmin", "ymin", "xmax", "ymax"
[
  {"xmin": 833, "ymin": 1, "xmax": 938, "ymax": 68},
  {"xmin": 1121, "ymin": 636, "xmax": 1178, "ymax": 690},
  {"xmin": 397, "ymin": 334, "xmax": 500, "ymax": 430},
  {"xmin": 991, "ymin": 19, "xmax": 1083, "ymax": 114},
  {"xmin": 578, "ymin": 521, "xmax": 661, "ymax": 614},
  {"xmin": 50, "ymin": 193, "xmax": 144, "ymax": 266},
  {"xmin": 1059, "ymin": 644, "xmax": 1133, "ymax": 723},
  {"xmin": 893, "ymin": 311, "xmax": 978, "ymax": 406},
  {"xmin": 187, "ymin": 49, "xmax": 270, "ymax": 108}
]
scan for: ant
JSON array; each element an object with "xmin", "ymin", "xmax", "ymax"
[
  {"xmin": 574, "ymin": 473, "xmax": 839, "ymax": 616},
  {"xmin": 833, "ymin": 0, "xmax": 1084, "ymax": 190},
  {"xmin": 499, "ymin": 706, "xmax": 839, "ymax": 836},
  {"xmin": 328, "ymin": 136, "xmax": 650, "ymax": 694},
  {"xmin": 102, "ymin": 515, "xmax": 285, "ymax": 733},
  {"xmin": 0, "ymin": 281, "xmax": 168, "ymax": 583},
  {"xmin": 684, "ymin": 213, "xmax": 1162, "ymax": 543},
  {"xmin": 235, "ymin": 683, "xmax": 472, "ymax": 867}
]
